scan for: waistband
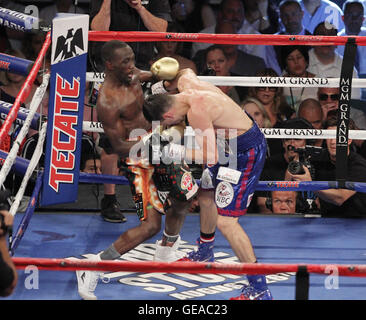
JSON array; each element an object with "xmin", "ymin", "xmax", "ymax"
[{"xmin": 226, "ymin": 122, "xmax": 265, "ymax": 151}]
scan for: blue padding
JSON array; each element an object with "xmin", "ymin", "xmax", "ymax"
[{"xmin": 0, "ymin": 53, "xmax": 33, "ymax": 76}]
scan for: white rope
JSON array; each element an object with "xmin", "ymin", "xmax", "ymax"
[
  {"xmin": 0, "ymin": 73, "xmax": 49, "ymax": 188},
  {"xmin": 82, "ymin": 121, "xmax": 366, "ymax": 140},
  {"xmin": 261, "ymin": 128, "xmax": 366, "ymax": 139},
  {"xmin": 9, "ymin": 122, "xmax": 47, "ymax": 217},
  {"xmin": 86, "ymin": 72, "xmax": 366, "ymax": 88}
]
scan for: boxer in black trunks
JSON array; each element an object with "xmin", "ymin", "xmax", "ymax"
[{"xmin": 76, "ymin": 40, "xmax": 197, "ymax": 300}]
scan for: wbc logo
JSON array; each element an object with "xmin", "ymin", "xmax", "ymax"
[{"xmin": 49, "ymin": 73, "xmax": 80, "ymax": 192}]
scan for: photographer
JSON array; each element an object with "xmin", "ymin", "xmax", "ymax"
[
  {"xmin": 286, "ymin": 115, "xmax": 366, "ymax": 217},
  {"xmin": 0, "ymin": 208, "xmax": 17, "ymax": 297},
  {"xmin": 268, "ymin": 190, "xmax": 298, "ymax": 214},
  {"xmin": 255, "ymin": 118, "xmax": 315, "ymax": 213}
]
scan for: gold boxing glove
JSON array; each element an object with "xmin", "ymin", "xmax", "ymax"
[
  {"xmin": 161, "ymin": 122, "xmax": 186, "ymax": 144},
  {"xmin": 150, "ymin": 57, "xmax": 180, "ymax": 81}
]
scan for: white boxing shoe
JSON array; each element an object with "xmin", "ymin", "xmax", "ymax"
[
  {"xmin": 76, "ymin": 254, "xmax": 103, "ymax": 300},
  {"xmin": 154, "ymin": 236, "xmax": 185, "ymax": 262}
]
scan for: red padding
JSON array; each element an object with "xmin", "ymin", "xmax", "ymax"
[
  {"xmin": 88, "ymin": 31, "xmax": 365, "ymax": 46},
  {"xmin": 12, "ymin": 257, "xmax": 366, "ymax": 277},
  {"xmin": 0, "ymin": 32, "xmax": 51, "ymax": 143}
]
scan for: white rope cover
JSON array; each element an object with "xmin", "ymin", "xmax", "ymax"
[
  {"xmin": 82, "ymin": 122, "xmax": 366, "ymax": 140},
  {"xmin": 9, "ymin": 122, "xmax": 47, "ymax": 217},
  {"xmin": 86, "ymin": 73, "xmax": 366, "ymax": 88}
]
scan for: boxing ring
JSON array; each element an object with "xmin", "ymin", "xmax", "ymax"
[{"xmin": 1, "ymin": 8, "xmax": 366, "ymax": 302}]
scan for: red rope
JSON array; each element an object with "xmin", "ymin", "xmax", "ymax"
[
  {"xmin": 0, "ymin": 32, "xmax": 51, "ymax": 143},
  {"xmin": 12, "ymin": 257, "xmax": 366, "ymax": 277},
  {"xmin": 88, "ymin": 31, "xmax": 365, "ymax": 46}
]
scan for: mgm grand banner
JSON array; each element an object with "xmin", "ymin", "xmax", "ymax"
[{"xmin": 258, "ymin": 76, "xmax": 330, "ymax": 87}]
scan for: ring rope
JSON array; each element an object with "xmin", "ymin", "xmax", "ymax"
[
  {"xmin": 11, "ymin": 257, "xmax": 366, "ymax": 277},
  {"xmin": 88, "ymin": 31, "xmax": 366, "ymax": 46},
  {"xmin": 82, "ymin": 123, "xmax": 366, "ymax": 140},
  {"xmin": 0, "ymin": 31, "xmax": 51, "ymax": 143},
  {"xmin": 10, "ymin": 172, "xmax": 44, "ymax": 255},
  {"xmin": 0, "ymin": 73, "xmax": 49, "ymax": 190},
  {"xmin": 86, "ymin": 73, "xmax": 366, "ymax": 89},
  {"xmin": 76, "ymin": 171, "xmax": 366, "ymax": 193},
  {"xmin": 9, "ymin": 122, "xmax": 47, "ymax": 217}
]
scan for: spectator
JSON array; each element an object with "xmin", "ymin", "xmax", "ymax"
[
  {"xmin": 298, "ymin": 98, "xmax": 324, "ymax": 147},
  {"xmin": 242, "ymin": 0, "xmax": 280, "ymax": 34},
  {"xmin": 206, "ymin": 45, "xmax": 240, "ymax": 104},
  {"xmin": 287, "ymin": 114, "xmax": 366, "ymax": 217},
  {"xmin": 267, "ymin": 190, "xmax": 299, "ymax": 214},
  {"xmin": 40, "ymin": 0, "xmax": 85, "ymax": 27},
  {"xmin": 168, "ymin": 0, "xmax": 205, "ymax": 58},
  {"xmin": 80, "ymin": 153, "xmax": 102, "ymax": 174},
  {"xmin": 317, "ymin": 87, "xmax": 340, "ymax": 121},
  {"xmin": 317, "ymin": 86, "xmax": 366, "ymax": 129},
  {"xmin": 149, "ymin": 23, "xmax": 197, "ymax": 73},
  {"xmin": 307, "ymin": 22, "xmax": 361, "ymax": 100},
  {"xmin": 193, "ymin": 20, "xmax": 266, "ymax": 100},
  {"xmin": 0, "ymin": 0, "xmax": 26, "ymax": 52},
  {"xmin": 274, "ymin": 1, "xmax": 312, "ymax": 72},
  {"xmin": 255, "ymin": 117, "xmax": 314, "ymax": 213},
  {"xmin": 280, "ymin": 45, "xmax": 318, "ymax": 112},
  {"xmin": 21, "ymin": 31, "xmax": 46, "ymax": 62},
  {"xmin": 337, "ymin": 1, "xmax": 366, "ymax": 76},
  {"xmin": 190, "ymin": 0, "xmax": 267, "ymax": 65},
  {"xmin": 199, "ymin": 0, "xmax": 217, "ymax": 29},
  {"xmin": 170, "ymin": 0, "xmax": 216, "ymax": 32},
  {"xmin": 0, "ymin": 49, "xmax": 37, "ymax": 107},
  {"xmin": 278, "ymin": 0, "xmax": 311, "ymax": 35},
  {"xmin": 247, "ymin": 68, "xmax": 295, "ymax": 155},
  {"xmin": 21, "ymin": 133, "xmax": 98, "ymax": 171},
  {"xmin": 299, "ymin": 0, "xmax": 345, "ymax": 34},
  {"xmin": 90, "ymin": 0, "xmax": 171, "ymax": 70},
  {"xmin": 203, "ymin": 45, "xmax": 241, "ymax": 104},
  {"xmin": 89, "ymin": 0, "xmax": 171, "ymax": 223},
  {"xmin": 241, "ymin": 97, "xmax": 272, "ymax": 129},
  {"xmin": 0, "ymin": 27, "xmax": 11, "ymax": 54},
  {"xmin": 19, "ymin": 133, "xmax": 99, "ymax": 200},
  {"xmin": 0, "ymin": 0, "xmax": 25, "ymax": 12}
]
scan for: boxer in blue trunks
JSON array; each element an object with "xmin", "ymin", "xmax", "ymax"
[{"xmin": 143, "ymin": 68, "xmax": 272, "ymax": 300}]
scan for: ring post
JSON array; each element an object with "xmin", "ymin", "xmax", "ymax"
[{"xmin": 41, "ymin": 13, "xmax": 89, "ymax": 206}]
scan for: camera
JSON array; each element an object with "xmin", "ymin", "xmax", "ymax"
[{"xmin": 287, "ymin": 145, "xmax": 325, "ymax": 176}]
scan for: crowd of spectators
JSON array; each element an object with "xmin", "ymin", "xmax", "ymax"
[{"xmin": 1, "ymin": 0, "xmax": 366, "ymax": 217}]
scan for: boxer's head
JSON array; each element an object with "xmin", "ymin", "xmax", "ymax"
[
  {"xmin": 143, "ymin": 94, "xmax": 185, "ymax": 126},
  {"xmin": 101, "ymin": 40, "xmax": 135, "ymax": 84}
]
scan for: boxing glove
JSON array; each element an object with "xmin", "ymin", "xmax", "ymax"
[
  {"xmin": 143, "ymin": 132, "xmax": 185, "ymax": 165},
  {"xmin": 150, "ymin": 57, "xmax": 180, "ymax": 81}
]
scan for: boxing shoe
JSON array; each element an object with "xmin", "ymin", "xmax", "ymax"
[
  {"xmin": 76, "ymin": 254, "xmax": 103, "ymax": 300},
  {"xmin": 154, "ymin": 236, "xmax": 185, "ymax": 262},
  {"xmin": 230, "ymin": 284, "xmax": 273, "ymax": 300},
  {"xmin": 178, "ymin": 237, "xmax": 215, "ymax": 262},
  {"xmin": 100, "ymin": 196, "xmax": 126, "ymax": 223}
]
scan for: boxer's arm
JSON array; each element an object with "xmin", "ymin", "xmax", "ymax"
[
  {"xmin": 165, "ymin": 68, "xmax": 222, "ymax": 94},
  {"xmin": 138, "ymin": 69, "xmax": 154, "ymax": 83},
  {"xmin": 184, "ymin": 103, "xmax": 218, "ymax": 165}
]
